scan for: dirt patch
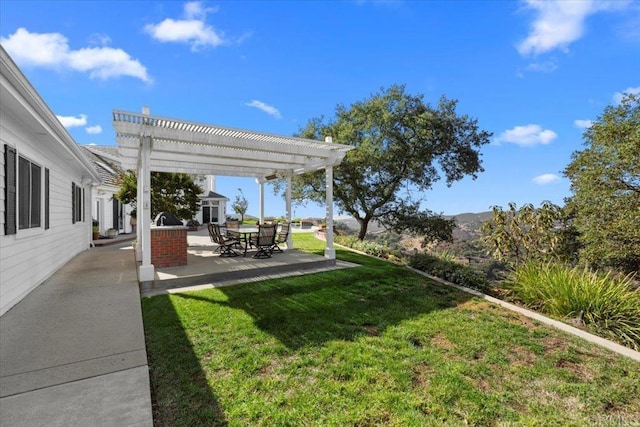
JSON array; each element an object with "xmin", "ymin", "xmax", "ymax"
[
  {"xmin": 505, "ymin": 344, "xmax": 538, "ymax": 367},
  {"xmin": 555, "ymin": 358, "xmax": 593, "ymax": 382},
  {"xmin": 467, "ymin": 375, "xmax": 491, "ymax": 393},
  {"xmin": 412, "ymin": 363, "xmax": 434, "ymax": 388},
  {"xmin": 431, "ymin": 332, "xmax": 457, "ymax": 351},
  {"xmin": 362, "ymin": 323, "xmax": 380, "ymax": 336},
  {"xmin": 457, "ymin": 299, "xmax": 490, "ymax": 311},
  {"xmin": 542, "ymin": 336, "xmax": 571, "ymax": 354}
]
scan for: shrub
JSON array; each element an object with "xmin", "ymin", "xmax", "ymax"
[
  {"xmin": 335, "ymin": 236, "xmax": 405, "ymax": 263},
  {"xmin": 510, "ymin": 262, "xmax": 640, "ymax": 350},
  {"xmin": 408, "ymin": 253, "xmax": 490, "ymax": 292}
]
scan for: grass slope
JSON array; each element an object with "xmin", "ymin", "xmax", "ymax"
[{"xmin": 142, "ymin": 234, "xmax": 639, "ymax": 426}]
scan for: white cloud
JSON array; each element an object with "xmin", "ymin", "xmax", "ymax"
[
  {"xmin": 245, "ymin": 100, "xmax": 282, "ymax": 119},
  {"xmin": 184, "ymin": 1, "xmax": 219, "ymax": 19},
  {"xmin": 144, "ymin": 1, "xmax": 226, "ymax": 51},
  {"xmin": 525, "ymin": 61, "xmax": 558, "ymax": 73},
  {"xmin": 533, "ymin": 174, "xmax": 561, "ymax": 185},
  {"xmin": 613, "ymin": 86, "xmax": 640, "ymax": 104},
  {"xmin": 57, "ymin": 114, "xmax": 87, "ymax": 128},
  {"xmin": 86, "ymin": 125, "xmax": 103, "ymax": 134},
  {"xmin": 1, "ymin": 28, "xmax": 151, "ymax": 82},
  {"xmin": 517, "ymin": 0, "xmax": 629, "ymax": 56},
  {"xmin": 574, "ymin": 119, "xmax": 593, "ymax": 129},
  {"xmin": 495, "ymin": 124, "xmax": 557, "ymax": 147}
]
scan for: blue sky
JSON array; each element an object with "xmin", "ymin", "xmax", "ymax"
[{"xmin": 1, "ymin": 0, "xmax": 638, "ymax": 219}]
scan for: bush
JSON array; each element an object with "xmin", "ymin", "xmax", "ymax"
[
  {"xmin": 408, "ymin": 253, "xmax": 490, "ymax": 292},
  {"xmin": 186, "ymin": 219, "xmax": 200, "ymax": 227},
  {"xmin": 510, "ymin": 262, "xmax": 640, "ymax": 350},
  {"xmin": 335, "ymin": 236, "xmax": 404, "ymax": 262}
]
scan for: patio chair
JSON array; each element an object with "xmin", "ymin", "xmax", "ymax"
[
  {"xmin": 208, "ymin": 223, "xmax": 240, "ymax": 257},
  {"xmin": 271, "ymin": 222, "xmax": 291, "ymax": 253},
  {"xmin": 250, "ymin": 224, "xmax": 277, "ymax": 259},
  {"xmin": 224, "ymin": 219, "xmax": 246, "ymax": 249}
]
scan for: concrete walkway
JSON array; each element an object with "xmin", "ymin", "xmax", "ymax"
[{"xmin": 0, "ymin": 242, "xmax": 152, "ymax": 427}]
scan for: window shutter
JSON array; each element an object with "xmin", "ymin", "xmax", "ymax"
[
  {"xmin": 4, "ymin": 145, "xmax": 17, "ymax": 235},
  {"xmin": 45, "ymin": 168, "xmax": 50, "ymax": 229},
  {"xmin": 72, "ymin": 182, "xmax": 76, "ymax": 224}
]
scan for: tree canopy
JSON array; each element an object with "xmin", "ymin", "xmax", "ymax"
[
  {"xmin": 564, "ymin": 93, "xmax": 640, "ymax": 273},
  {"xmin": 290, "ymin": 84, "xmax": 492, "ymax": 240},
  {"xmin": 232, "ymin": 188, "xmax": 249, "ymax": 222},
  {"xmin": 115, "ymin": 171, "xmax": 203, "ymax": 221},
  {"xmin": 481, "ymin": 201, "xmax": 578, "ymax": 266}
]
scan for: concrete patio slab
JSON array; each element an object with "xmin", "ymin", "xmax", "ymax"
[{"xmin": 141, "ymin": 228, "xmax": 360, "ymax": 296}]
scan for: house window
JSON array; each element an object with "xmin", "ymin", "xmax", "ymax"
[
  {"xmin": 18, "ymin": 155, "xmax": 42, "ymax": 230},
  {"xmin": 72, "ymin": 182, "xmax": 84, "ymax": 223},
  {"xmin": 45, "ymin": 168, "xmax": 50, "ymax": 229},
  {"xmin": 4, "ymin": 145, "xmax": 50, "ymax": 235}
]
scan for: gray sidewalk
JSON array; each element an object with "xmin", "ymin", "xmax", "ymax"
[{"xmin": 0, "ymin": 242, "xmax": 153, "ymax": 426}]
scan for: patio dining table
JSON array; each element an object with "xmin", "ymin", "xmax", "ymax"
[{"xmin": 227, "ymin": 228, "xmax": 259, "ymax": 257}]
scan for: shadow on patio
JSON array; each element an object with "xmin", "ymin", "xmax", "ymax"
[{"xmin": 141, "ymin": 228, "xmax": 358, "ymax": 297}]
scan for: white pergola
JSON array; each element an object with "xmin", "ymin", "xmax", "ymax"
[{"xmin": 112, "ymin": 109, "xmax": 353, "ymax": 281}]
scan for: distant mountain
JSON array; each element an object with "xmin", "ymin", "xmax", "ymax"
[
  {"xmin": 335, "ymin": 211, "xmax": 493, "ymax": 241},
  {"xmin": 447, "ymin": 211, "xmax": 493, "ymax": 241}
]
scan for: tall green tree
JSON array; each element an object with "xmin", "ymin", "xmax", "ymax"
[
  {"xmin": 115, "ymin": 171, "xmax": 203, "ymax": 221},
  {"xmin": 564, "ymin": 93, "xmax": 640, "ymax": 273},
  {"xmin": 289, "ymin": 84, "xmax": 492, "ymax": 240},
  {"xmin": 232, "ymin": 188, "xmax": 248, "ymax": 222},
  {"xmin": 481, "ymin": 201, "xmax": 578, "ymax": 266}
]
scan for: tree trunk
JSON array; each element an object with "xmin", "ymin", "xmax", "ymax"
[{"xmin": 357, "ymin": 217, "xmax": 369, "ymax": 240}]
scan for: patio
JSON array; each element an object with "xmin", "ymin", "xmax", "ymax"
[
  {"xmin": 141, "ymin": 228, "xmax": 359, "ymax": 297},
  {"xmin": 112, "ymin": 109, "xmax": 354, "ymax": 283}
]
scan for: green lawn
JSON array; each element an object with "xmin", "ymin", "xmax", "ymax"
[{"xmin": 142, "ymin": 233, "xmax": 639, "ymax": 426}]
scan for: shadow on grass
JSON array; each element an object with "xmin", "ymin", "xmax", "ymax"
[
  {"xmin": 142, "ymin": 294, "xmax": 228, "ymax": 426},
  {"xmin": 174, "ymin": 255, "xmax": 473, "ymax": 351}
]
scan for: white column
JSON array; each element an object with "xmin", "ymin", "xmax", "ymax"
[
  {"xmin": 259, "ymin": 181, "xmax": 265, "ymax": 224},
  {"xmin": 324, "ymin": 136, "xmax": 335, "ymax": 260},
  {"xmin": 285, "ymin": 175, "xmax": 293, "ymax": 249},
  {"xmin": 139, "ymin": 135, "xmax": 154, "ymax": 281},
  {"xmin": 135, "ymin": 170, "xmax": 142, "ymax": 258}
]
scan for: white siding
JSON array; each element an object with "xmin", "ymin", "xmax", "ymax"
[{"xmin": 1, "ymin": 110, "xmax": 92, "ymax": 316}]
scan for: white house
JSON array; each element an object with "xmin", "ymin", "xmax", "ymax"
[
  {"xmin": 193, "ymin": 175, "xmax": 228, "ymax": 225},
  {"xmin": 80, "ymin": 145, "xmax": 135, "ymax": 236},
  {"xmin": 0, "ymin": 47, "xmax": 101, "ymax": 316}
]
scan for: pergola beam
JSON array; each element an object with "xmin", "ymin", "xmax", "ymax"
[{"xmin": 118, "ymin": 139, "xmax": 316, "ymax": 166}]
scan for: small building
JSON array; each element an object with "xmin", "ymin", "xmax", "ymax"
[
  {"xmin": 0, "ymin": 47, "xmax": 101, "ymax": 316},
  {"xmin": 194, "ymin": 175, "xmax": 228, "ymax": 225}
]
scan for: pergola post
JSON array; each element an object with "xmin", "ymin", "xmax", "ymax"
[
  {"xmin": 259, "ymin": 181, "xmax": 265, "ymax": 224},
  {"xmin": 285, "ymin": 175, "xmax": 293, "ymax": 249},
  {"xmin": 324, "ymin": 136, "xmax": 335, "ymax": 260},
  {"xmin": 138, "ymin": 135, "xmax": 154, "ymax": 281},
  {"xmin": 135, "ymin": 163, "xmax": 142, "ymax": 259}
]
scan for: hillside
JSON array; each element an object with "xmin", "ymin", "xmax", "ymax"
[
  {"xmin": 335, "ymin": 211, "xmax": 493, "ymax": 242},
  {"xmin": 446, "ymin": 211, "xmax": 493, "ymax": 241}
]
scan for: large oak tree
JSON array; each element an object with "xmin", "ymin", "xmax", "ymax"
[
  {"xmin": 290, "ymin": 85, "xmax": 492, "ymax": 240},
  {"xmin": 564, "ymin": 94, "xmax": 640, "ymax": 273}
]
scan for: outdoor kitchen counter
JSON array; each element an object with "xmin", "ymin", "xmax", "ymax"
[{"xmin": 151, "ymin": 225, "xmax": 187, "ymax": 268}]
